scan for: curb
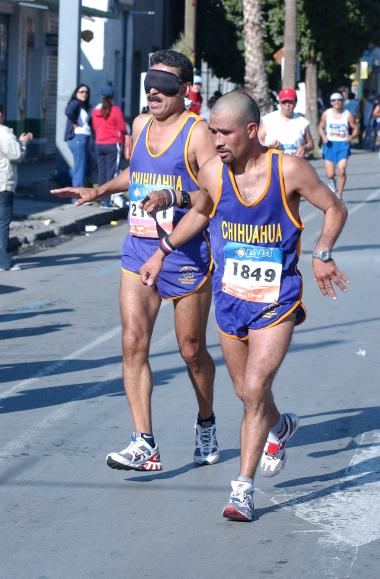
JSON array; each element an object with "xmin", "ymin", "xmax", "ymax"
[{"xmin": 9, "ymin": 206, "xmax": 126, "ymax": 251}]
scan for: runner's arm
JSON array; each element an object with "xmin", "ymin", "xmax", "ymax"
[
  {"xmin": 318, "ymin": 112, "xmax": 328, "ymax": 143},
  {"xmin": 140, "ymin": 160, "xmax": 217, "ymax": 286},
  {"xmin": 50, "ymin": 114, "xmax": 151, "ymax": 203},
  {"xmin": 296, "ymin": 126, "xmax": 314, "ymax": 157},
  {"xmin": 283, "ymin": 156, "xmax": 349, "ymax": 300}
]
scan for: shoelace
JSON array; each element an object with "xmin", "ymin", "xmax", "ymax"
[
  {"xmin": 121, "ymin": 441, "xmax": 150, "ymax": 460},
  {"xmin": 196, "ymin": 425, "xmax": 216, "ymax": 452},
  {"xmin": 231, "ymin": 486, "xmax": 252, "ymax": 506}
]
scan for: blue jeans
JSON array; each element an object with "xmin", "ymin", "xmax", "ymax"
[
  {"xmin": 67, "ymin": 134, "xmax": 90, "ymax": 187},
  {"xmin": 0, "ymin": 190, "xmax": 14, "ymax": 269},
  {"xmin": 95, "ymin": 143, "xmax": 121, "ymax": 206}
]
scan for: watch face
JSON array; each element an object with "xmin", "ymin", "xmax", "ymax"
[{"xmin": 320, "ymin": 250, "xmax": 330, "ymax": 261}]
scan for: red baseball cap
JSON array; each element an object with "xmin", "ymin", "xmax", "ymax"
[{"xmin": 278, "ymin": 88, "xmax": 297, "ymax": 102}]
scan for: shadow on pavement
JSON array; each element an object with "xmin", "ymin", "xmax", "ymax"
[
  {"xmin": 0, "ymin": 284, "xmax": 24, "ymax": 295},
  {"xmin": 0, "ymin": 323, "xmax": 71, "ymax": 340},
  {"xmin": 127, "ymin": 448, "xmax": 240, "ymax": 482},
  {"xmin": 16, "ymin": 250, "xmax": 119, "ymax": 269}
]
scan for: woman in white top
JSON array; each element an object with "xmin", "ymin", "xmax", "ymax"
[{"xmin": 64, "ymin": 84, "xmax": 91, "ymax": 190}]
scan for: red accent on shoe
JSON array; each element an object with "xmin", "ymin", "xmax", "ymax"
[
  {"xmin": 140, "ymin": 451, "xmax": 163, "ymax": 471},
  {"xmin": 265, "ymin": 441, "xmax": 280, "ymax": 455},
  {"xmin": 222, "ymin": 505, "xmax": 251, "ymax": 522}
]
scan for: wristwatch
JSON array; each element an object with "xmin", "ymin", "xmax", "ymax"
[{"xmin": 312, "ymin": 249, "xmax": 332, "ymax": 262}]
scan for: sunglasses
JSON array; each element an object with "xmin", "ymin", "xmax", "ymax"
[
  {"xmin": 280, "ymin": 100, "xmax": 296, "ymax": 105},
  {"xmin": 77, "ymin": 89, "xmax": 88, "ymax": 94},
  {"xmin": 331, "ymin": 99, "xmax": 342, "ymax": 102}
]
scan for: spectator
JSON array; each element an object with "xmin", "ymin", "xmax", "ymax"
[
  {"xmin": 345, "ymin": 91, "xmax": 359, "ymax": 119},
  {"xmin": 187, "ymin": 75, "xmax": 203, "ymax": 115},
  {"xmin": 371, "ymin": 96, "xmax": 380, "ymax": 151},
  {"xmin": 92, "ymin": 86, "xmax": 126, "ymax": 207},
  {"xmin": 64, "ymin": 84, "xmax": 91, "ymax": 198},
  {"xmin": 359, "ymin": 89, "xmax": 375, "ymax": 148},
  {"xmin": 0, "ymin": 105, "xmax": 33, "ymax": 271},
  {"xmin": 201, "ymin": 90, "xmax": 222, "ymax": 123}
]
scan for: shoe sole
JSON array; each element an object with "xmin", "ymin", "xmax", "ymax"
[
  {"xmin": 106, "ymin": 456, "xmax": 163, "ymax": 471},
  {"xmin": 222, "ymin": 505, "xmax": 253, "ymax": 522},
  {"xmin": 194, "ymin": 453, "xmax": 221, "ymax": 466}
]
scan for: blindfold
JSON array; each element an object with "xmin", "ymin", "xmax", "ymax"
[{"xmin": 144, "ymin": 69, "xmax": 183, "ymax": 96}]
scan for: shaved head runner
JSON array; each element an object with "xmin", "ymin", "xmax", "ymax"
[{"xmin": 140, "ymin": 90, "xmax": 349, "ymax": 521}]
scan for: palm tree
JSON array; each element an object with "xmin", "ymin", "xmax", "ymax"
[
  {"xmin": 283, "ymin": 0, "xmax": 297, "ymax": 88},
  {"xmin": 242, "ymin": 0, "xmax": 271, "ymax": 113}
]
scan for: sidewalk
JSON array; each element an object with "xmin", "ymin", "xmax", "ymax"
[{"xmin": 10, "ymin": 158, "xmax": 127, "ymax": 251}]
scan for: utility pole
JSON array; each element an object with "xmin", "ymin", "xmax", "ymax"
[
  {"xmin": 283, "ymin": 0, "xmax": 296, "ymax": 88},
  {"xmin": 56, "ymin": 0, "xmax": 81, "ymax": 171},
  {"xmin": 184, "ymin": 0, "xmax": 196, "ymax": 65}
]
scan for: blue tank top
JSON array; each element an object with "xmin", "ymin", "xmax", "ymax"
[
  {"xmin": 210, "ymin": 150, "xmax": 303, "ymax": 304},
  {"xmin": 128, "ymin": 113, "xmax": 201, "ymax": 239}
]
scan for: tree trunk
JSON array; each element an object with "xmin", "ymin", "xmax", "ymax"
[
  {"xmin": 184, "ymin": 0, "xmax": 196, "ymax": 65},
  {"xmin": 305, "ymin": 56, "xmax": 320, "ymax": 158},
  {"xmin": 242, "ymin": 0, "xmax": 271, "ymax": 113},
  {"xmin": 283, "ymin": 0, "xmax": 297, "ymax": 88}
]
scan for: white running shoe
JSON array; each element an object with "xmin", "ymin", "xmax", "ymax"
[
  {"xmin": 193, "ymin": 420, "xmax": 220, "ymax": 465},
  {"xmin": 328, "ymin": 179, "xmax": 337, "ymax": 194},
  {"xmin": 106, "ymin": 433, "xmax": 162, "ymax": 471},
  {"xmin": 259, "ymin": 413, "xmax": 300, "ymax": 477},
  {"xmin": 222, "ymin": 480, "xmax": 254, "ymax": 522}
]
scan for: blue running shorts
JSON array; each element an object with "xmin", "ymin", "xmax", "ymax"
[
  {"xmin": 322, "ymin": 141, "xmax": 350, "ymax": 164},
  {"xmin": 121, "ymin": 233, "xmax": 212, "ymax": 300},
  {"xmin": 212, "ymin": 270, "xmax": 306, "ymax": 340}
]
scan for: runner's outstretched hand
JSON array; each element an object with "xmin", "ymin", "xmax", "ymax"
[
  {"xmin": 50, "ymin": 187, "xmax": 100, "ymax": 205},
  {"xmin": 313, "ymin": 259, "xmax": 349, "ymax": 300}
]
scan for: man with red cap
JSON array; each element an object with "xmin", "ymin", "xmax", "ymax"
[{"xmin": 259, "ymin": 87, "xmax": 314, "ymax": 157}]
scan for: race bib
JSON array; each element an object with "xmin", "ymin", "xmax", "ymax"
[
  {"xmin": 129, "ymin": 183, "xmax": 174, "ymax": 238},
  {"xmin": 328, "ymin": 123, "xmax": 348, "ymax": 140},
  {"xmin": 222, "ymin": 243, "xmax": 283, "ymax": 303}
]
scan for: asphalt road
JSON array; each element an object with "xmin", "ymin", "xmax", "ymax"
[{"xmin": 1, "ymin": 150, "xmax": 380, "ymax": 579}]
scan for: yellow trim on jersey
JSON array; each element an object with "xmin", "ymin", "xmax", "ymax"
[
  {"xmin": 162, "ymin": 266, "xmax": 212, "ymax": 301},
  {"xmin": 217, "ymin": 326, "xmax": 249, "ymax": 341},
  {"xmin": 145, "ymin": 112, "xmax": 198, "ymax": 159},
  {"xmin": 130, "ymin": 116, "xmax": 152, "ymax": 163},
  {"xmin": 209, "ymin": 162, "xmax": 223, "ymax": 218},
  {"xmin": 277, "ymin": 150, "xmax": 303, "ymax": 230},
  {"xmin": 121, "ymin": 268, "xmax": 140, "ymax": 277},
  {"xmin": 162, "ymin": 231, "xmax": 213, "ymax": 300},
  {"xmin": 184, "ymin": 116, "xmax": 202, "ymax": 186},
  {"xmin": 260, "ymin": 300, "xmax": 302, "ymax": 329},
  {"xmin": 228, "ymin": 149, "xmax": 273, "ymax": 207}
]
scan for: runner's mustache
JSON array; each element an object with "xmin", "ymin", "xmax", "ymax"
[{"xmin": 147, "ymin": 95, "xmax": 162, "ymax": 102}]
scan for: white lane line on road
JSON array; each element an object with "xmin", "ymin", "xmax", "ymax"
[
  {"xmin": 1, "ymin": 297, "xmax": 173, "ymax": 402},
  {"xmin": 0, "ymin": 367, "xmax": 121, "ymax": 463},
  {"xmin": 0, "ymin": 326, "xmax": 121, "ymax": 401},
  {"xmin": 0, "ymin": 304, "xmax": 176, "ymax": 462},
  {"xmin": 271, "ymin": 430, "xmax": 380, "ymax": 549},
  {"xmin": 301, "ymin": 188, "xmax": 380, "ymax": 248},
  {"xmin": 346, "ymin": 188, "xmax": 380, "ymax": 217}
]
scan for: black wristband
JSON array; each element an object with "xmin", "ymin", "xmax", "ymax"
[{"xmin": 179, "ymin": 190, "xmax": 191, "ymax": 209}]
